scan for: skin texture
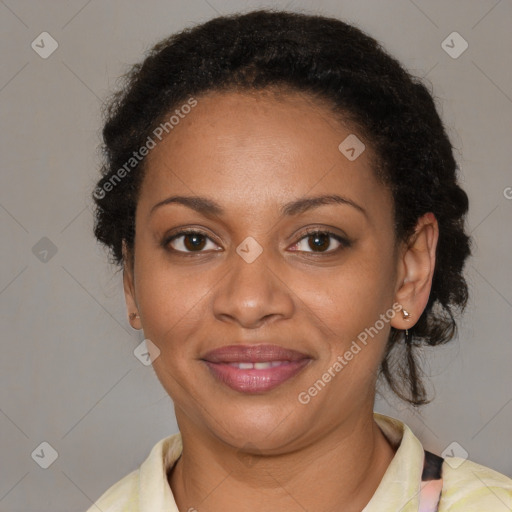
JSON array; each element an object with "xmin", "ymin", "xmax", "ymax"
[{"xmin": 122, "ymin": 89, "xmax": 439, "ymax": 512}]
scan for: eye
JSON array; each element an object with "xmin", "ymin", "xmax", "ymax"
[
  {"xmin": 162, "ymin": 228, "xmax": 351, "ymax": 256},
  {"xmin": 163, "ymin": 229, "xmax": 220, "ymax": 254},
  {"xmin": 289, "ymin": 229, "xmax": 350, "ymax": 254}
]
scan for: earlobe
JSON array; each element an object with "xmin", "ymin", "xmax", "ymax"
[{"xmin": 391, "ymin": 213, "xmax": 438, "ymax": 330}]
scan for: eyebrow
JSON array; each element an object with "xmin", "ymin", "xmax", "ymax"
[{"xmin": 149, "ymin": 194, "xmax": 367, "ymax": 218}]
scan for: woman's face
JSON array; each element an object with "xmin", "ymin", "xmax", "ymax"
[{"xmin": 124, "ymin": 89, "xmax": 407, "ymax": 452}]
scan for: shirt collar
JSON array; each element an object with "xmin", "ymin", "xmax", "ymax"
[{"xmin": 363, "ymin": 413, "xmax": 425, "ymax": 511}]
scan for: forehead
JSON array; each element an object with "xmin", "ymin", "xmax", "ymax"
[{"xmin": 138, "ymin": 88, "xmax": 391, "ymax": 221}]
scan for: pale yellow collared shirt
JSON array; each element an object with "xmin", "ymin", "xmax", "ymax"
[{"xmin": 86, "ymin": 413, "xmax": 512, "ymax": 511}]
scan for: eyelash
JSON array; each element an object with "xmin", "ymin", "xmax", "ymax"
[{"xmin": 162, "ymin": 228, "xmax": 351, "ymax": 256}]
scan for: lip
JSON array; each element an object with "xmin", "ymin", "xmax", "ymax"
[{"xmin": 201, "ymin": 344, "xmax": 312, "ymax": 394}]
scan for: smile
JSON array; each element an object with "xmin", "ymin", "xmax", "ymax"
[{"xmin": 201, "ymin": 344, "xmax": 312, "ymax": 393}]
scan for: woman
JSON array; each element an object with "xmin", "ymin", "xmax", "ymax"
[{"xmin": 88, "ymin": 9, "xmax": 511, "ymax": 512}]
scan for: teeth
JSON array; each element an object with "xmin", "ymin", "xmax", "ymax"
[
  {"xmin": 254, "ymin": 362, "xmax": 272, "ymax": 370},
  {"xmin": 228, "ymin": 361, "xmax": 287, "ymax": 369}
]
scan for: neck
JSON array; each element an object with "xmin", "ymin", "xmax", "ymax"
[{"xmin": 168, "ymin": 411, "xmax": 397, "ymax": 512}]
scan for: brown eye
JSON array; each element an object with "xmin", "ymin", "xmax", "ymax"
[
  {"xmin": 290, "ymin": 230, "xmax": 350, "ymax": 254},
  {"xmin": 164, "ymin": 230, "xmax": 219, "ymax": 253}
]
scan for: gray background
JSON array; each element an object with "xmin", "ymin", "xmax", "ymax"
[{"xmin": 1, "ymin": 1, "xmax": 511, "ymax": 511}]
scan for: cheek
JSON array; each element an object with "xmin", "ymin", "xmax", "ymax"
[
  {"xmin": 133, "ymin": 255, "xmax": 214, "ymax": 356},
  {"xmin": 134, "ymin": 261, "xmax": 209, "ymax": 404},
  {"xmin": 299, "ymin": 248, "xmax": 397, "ymax": 393},
  {"xmin": 301, "ymin": 247, "xmax": 396, "ymax": 334}
]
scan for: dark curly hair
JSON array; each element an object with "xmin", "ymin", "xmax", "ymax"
[{"xmin": 92, "ymin": 9, "xmax": 471, "ymax": 406}]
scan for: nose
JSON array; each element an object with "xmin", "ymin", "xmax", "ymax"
[{"xmin": 211, "ymin": 243, "xmax": 295, "ymax": 329}]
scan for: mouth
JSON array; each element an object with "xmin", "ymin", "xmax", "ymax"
[{"xmin": 201, "ymin": 344, "xmax": 312, "ymax": 394}]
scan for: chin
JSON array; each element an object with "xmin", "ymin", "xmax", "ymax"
[{"xmin": 204, "ymin": 397, "xmax": 308, "ymax": 450}]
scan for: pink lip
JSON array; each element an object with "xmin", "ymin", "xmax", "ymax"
[{"xmin": 201, "ymin": 344, "xmax": 312, "ymax": 394}]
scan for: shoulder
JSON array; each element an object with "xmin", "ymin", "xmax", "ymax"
[
  {"xmin": 85, "ymin": 469, "xmax": 139, "ymax": 512},
  {"xmin": 440, "ymin": 457, "xmax": 512, "ymax": 511}
]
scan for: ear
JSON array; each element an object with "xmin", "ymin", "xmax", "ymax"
[
  {"xmin": 122, "ymin": 240, "xmax": 142, "ymax": 330},
  {"xmin": 390, "ymin": 212, "xmax": 439, "ymax": 330}
]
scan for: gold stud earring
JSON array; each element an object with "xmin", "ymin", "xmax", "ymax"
[{"xmin": 400, "ymin": 309, "xmax": 412, "ymax": 341}]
